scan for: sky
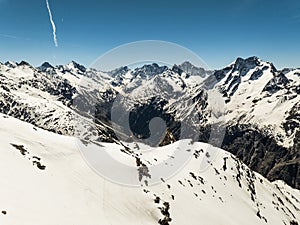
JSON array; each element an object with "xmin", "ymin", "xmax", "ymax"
[{"xmin": 1, "ymin": 0, "xmax": 300, "ymax": 69}]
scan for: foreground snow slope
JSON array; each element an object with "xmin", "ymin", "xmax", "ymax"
[{"xmin": 0, "ymin": 114, "xmax": 299, "ymax": 225}]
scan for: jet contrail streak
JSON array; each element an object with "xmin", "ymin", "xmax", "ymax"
[
  {"xmin": 0, "ymin": 34, "xmax": 17, "ymax": 39},
  {"xmin": 45, "ymin": 0, "xmax": 58, "ymax": 47}
]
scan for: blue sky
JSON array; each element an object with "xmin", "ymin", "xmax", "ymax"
[{"xmin": 1, "ymin": 0, "xmax": 300, "ymax": 69}]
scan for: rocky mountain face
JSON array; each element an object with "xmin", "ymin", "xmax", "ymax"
[
  {"xmin": 0, "ymin": 58, "xmax": 299, "ymax": 190},
  {"xmin": 210, "ymin": 57, "xmax": 300, "ymax": 189}
]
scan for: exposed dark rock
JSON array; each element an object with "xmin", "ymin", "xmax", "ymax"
[
  {"xmin": 173, "ymin": 61, "xmax": 210, "ymax": 77},
  {"xmin": 263, "ymin": 73, "xmax": 289, "ymax": 94},
  {"xmin": 38, "ymin": 62, "xmax": 54, "ymax": 72},
  {"xmin": 133, "ymin": 63, "xmax": 168, "ymax": 78}
]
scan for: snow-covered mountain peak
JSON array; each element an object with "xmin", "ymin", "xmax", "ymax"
[
  {"xmin": 16, "ymin": 61, "xmax": 38, "ymax": 72},
  {"xmin": 210, "ymin": 56, "xmax": 300, "ymax": 150},
  {"xmin": 108, "ymin": 65, "xmax": 130, "ymax": 77},
  {"xmin": 38, "ymin": 62, "xmax": 55, "ymax": 72},
  {"xmin": 215, "ymin": 56, "xmax": 279, "ymax": 98},
  {"xmin": 174, "ymin": 61, "xmax": 209, "ymax": 77},
  {"xmin": 132, "ymin": 63, "xmax": 169, "ymax": 78},
  {"xmin": 17, "ymin": 60, "xmax": 32, "ymax": 67},
  {"xmin": 63, "ymin": 61, "xmax": 86, "ymax": 73},
  {"xmin": 4, "ymin": 61, "xmax": 17, "ymax": 68},
  {"xmin": 234, "ymin": 56, "xmax": 261, "ymax": 67}
]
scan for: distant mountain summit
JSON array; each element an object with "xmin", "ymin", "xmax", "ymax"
[
  {"xmin": 65, "ymin": 61, "xmax": 86, "ymax": 72},
  {"xmin": 132, "ymin": 63, "xmax": 168, "ymax": 78},
  {"xmin": 173, "ymin": 61, "xmax": 210, "ymax": 77},
  {"xmin": 38, "ymin": 62, "xmax": 54, "ymax": 72}
]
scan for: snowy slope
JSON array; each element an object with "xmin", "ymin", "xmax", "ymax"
[{"xmin": 0, "ymin": 114, "xmax": 299, "ymax": 225}]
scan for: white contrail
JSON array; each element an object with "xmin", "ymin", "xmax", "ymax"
[
  {"xmin": 0, "ymin": 34, "xmax": 17, "ymax": 39},
  {"xmin": 45, "ymin": 0, "xmax": 58, "ymax": 47}
]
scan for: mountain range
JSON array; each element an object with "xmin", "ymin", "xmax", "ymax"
[{"xmin": 0, "ymin": 57, "xmax": 299, "ymax": 224}]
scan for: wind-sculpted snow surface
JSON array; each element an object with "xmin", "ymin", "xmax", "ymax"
[{"xmin": 0, "ymin": 114, "xmax": 299, "ymax": 225}]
